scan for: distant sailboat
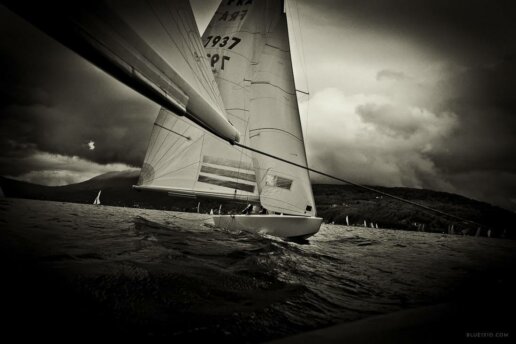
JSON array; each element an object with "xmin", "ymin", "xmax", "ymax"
[{"xmin": 93, "ymin": 190, "xmax": 101, "ymax": 205}]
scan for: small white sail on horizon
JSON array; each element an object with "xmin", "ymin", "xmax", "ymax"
[{"xmin": 93, "ymin": 190, "xmax": 102, "ymax": 205}]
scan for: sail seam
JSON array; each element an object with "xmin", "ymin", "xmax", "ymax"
[
  {"xmin": 226, "ymin": 107, "xmax": 250, "ymax": 112},
  {"xmin": 154, "ymin": 123, "xmax": 191, "ymax": 140},
  {"xmin": 249, "ymin": 127, "xmax": 303, "ymax": 142},
  {"xmin": 244, "ymin": 79, "xmax": 296, "ymax": 95},
  {"xmin": 265, "ymin": 43, "xmax": 289, "ymax": 52}
]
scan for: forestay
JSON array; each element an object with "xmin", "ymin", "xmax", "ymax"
[{"xmin": 204, "ymin": 0, "xmax": 316, "ymax": 216}]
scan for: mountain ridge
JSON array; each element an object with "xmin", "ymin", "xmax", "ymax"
[{"xmin": 1, "ymin": 171, "xmax": 514, "ymax": 238}]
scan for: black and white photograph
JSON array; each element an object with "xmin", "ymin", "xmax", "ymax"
[{"xmin": 0, "ymin": 0, "xmax": 515, "ymax": 342}]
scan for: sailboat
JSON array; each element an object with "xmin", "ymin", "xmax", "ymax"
[
  {"xmin": 135, "ymin": 0, "xmax": 321, "ymax": 239},
  {"xmin": 4, "ymin": 0, "xmax": 322, "ymax": 239},
  {"xmin": 93, "ymin": 190, "xmax": 102, "ymax": 205}
]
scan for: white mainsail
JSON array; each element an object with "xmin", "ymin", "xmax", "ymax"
[
  {"xmin": 3, "ymin": 0, "xmax": 239, "ymax": 142},
  {"xmin": 203, "ymin": 0, "xmax": 316, "ymax": 217}
]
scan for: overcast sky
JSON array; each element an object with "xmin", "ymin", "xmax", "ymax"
[{"xmin": 1, "ymin": 0, "xmax": 515, "ymax": 211}]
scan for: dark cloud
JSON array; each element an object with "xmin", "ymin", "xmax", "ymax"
[
  {"xmin": 427, "ymin": 55, "xmax": 516, "ymax": 172},
  {"xmin": 295, "ymin": 0, "xmax": 516, "ymax": 210},
  {"xmin": 441, "ymin": 55, "xmax": 516, "ymax": 112},
  {"xmin": 0, "ymin": 5, "xmax": 159, "ymax": 178},
  {"xmin": 2, "ymin": 151, "xmax": 138, "ymax": 186},
  {"xmin": 303, "ymin": 0, "xmax": 516, "ymax": 63}
]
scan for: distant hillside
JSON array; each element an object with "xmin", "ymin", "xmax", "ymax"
[
  {"xmin": 1, "ymin": 171, "xmax": 514, "ymax": 238},
  {"xmin": 0, "ymin": 172, "xmax": 238, "ymax": 213},
  {"xmin": 313, "ymin": 184, "xmax": 515, "ymax": 238}
]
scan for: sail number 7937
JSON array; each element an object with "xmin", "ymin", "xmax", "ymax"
[{"xmin": 204, "ymin": 35, "xmax": 241, "ymax": 49}]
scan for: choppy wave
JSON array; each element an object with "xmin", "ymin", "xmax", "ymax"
[{"xmin": 1, "ymin": 198, "xmax": 515, "ymax": 342}]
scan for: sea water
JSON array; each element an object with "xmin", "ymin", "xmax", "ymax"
[{"xmin": 0, "ymin": 198, "xmax": 515, "ymax": 342}]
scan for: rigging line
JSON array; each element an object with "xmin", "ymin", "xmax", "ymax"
[
  {"xmin": 151, "ymin": 125, "xmax": 199, "ymax": 173},
  {"xmin": 154, "ymin": 123, "xmax": 192, "ymax": 141},
  {"xmin": 233, "ymin": 142, "xmax": 488, "ymax": 229},
  {"xmin": 146, "ymin": 116, "xmax": 174, "ymax": 165},
  {"xmin": 154, "ymin": 123, "xmax": 191, "ymax": 140},
  {"xmin": 249, "ymin": 127, "xmax": 303, "ymax": 142},
  {"xmin": 150, "ymin": 115, "xmax": 194, "ymax": 172},
  {"xmin": 144, "ymin": 122, "xmax": 205, "ymax": 182},
  {"xmin": 243, "ymin": 79, "xmax": 297, "ymax": 95},
  {"xmin": 147, "ymin": 112, "xmax": 183, "ymax": 166}
]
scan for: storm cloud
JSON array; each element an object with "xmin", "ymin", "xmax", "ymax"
[
  {"xmin": 0, "ymin": 6, "xmax": 158, "ymax": 184},
  {"xmin": 290, "ymin": 0, "xmax": 516, "ymax": 210}
]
